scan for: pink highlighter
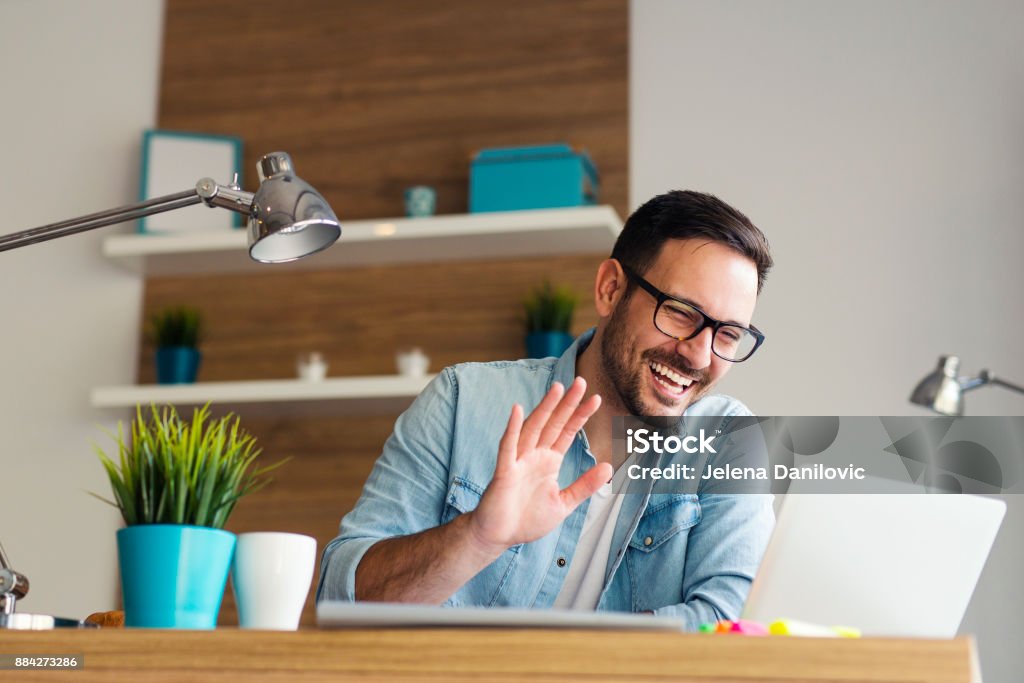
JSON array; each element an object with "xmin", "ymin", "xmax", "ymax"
[{"xmin": 729, "ymin": 619, "xmax": 769, "ymax": 636}]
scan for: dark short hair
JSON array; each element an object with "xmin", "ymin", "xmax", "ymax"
[{"xmin": 611, "ymin": 190, "xmax": 773, "ymax": 293}]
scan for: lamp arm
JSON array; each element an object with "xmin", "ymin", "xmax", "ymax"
[
  {"xmin": 195, "ymin": 177, "xmax": 255, "ymax": 216},
  {"xmin": 0, "ymin": 189, "xmax": 202, "ymax": 253},
  {"xmin": 959, "ymin": 375, "xmax": 989, "ymax": 392},
  {"xmin": 0, "ymin": 177, "xmax": 257, "ymax": 254},
  {"xmin": 0, "ymin": 541, "xmax": 11, "ymax": 571},
  {"xmin": 962, "ymin": 370, "xmax": 1024, "ymax": 396},
  {"xmin": 981, "ymin": 371, "xmax": 1024, "ymax": 396}
]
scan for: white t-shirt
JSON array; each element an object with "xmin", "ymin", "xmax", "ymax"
[{"xmin": 552, "ymin": 483, "xmax": 625, "ymax": 610}]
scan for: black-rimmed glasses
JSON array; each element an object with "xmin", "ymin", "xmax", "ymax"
[{"xmin": 622, "ymin": 266, "xmax": 765, "ymax": 362}]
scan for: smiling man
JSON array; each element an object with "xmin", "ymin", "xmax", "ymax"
[{"xmin": 318, "ymin": 190, "xmax": 775, "ymax": 628}]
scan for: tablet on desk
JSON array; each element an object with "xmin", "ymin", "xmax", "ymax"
[{"xmin": 317, "ymin": 601, "xmax": 686, "ymax": 631}]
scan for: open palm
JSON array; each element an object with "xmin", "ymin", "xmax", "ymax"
[{"xmin": 469, "ymin": 378, "xmax": 613, "ymax": 554}]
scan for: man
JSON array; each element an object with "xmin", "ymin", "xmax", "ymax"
[{"xmin": 318, "ymin": 190, "xmax": 774, "ymax": 629}]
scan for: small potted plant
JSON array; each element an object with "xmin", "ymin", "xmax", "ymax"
[
  {"xmin": 149, "ymin": 306, "xmax": 202, "ymax": 384},
  {"xmin": 523, "ymin": 280, "xmax": 578, "ymax": 358},
  {"xmin": 92, "ymin": 404, "xmax": 282, "ymax": 628}
]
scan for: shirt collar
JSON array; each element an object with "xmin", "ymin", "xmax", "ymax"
[{"xmin": 549, "ymin": 327, "xmax": 596, "ymax": 393}]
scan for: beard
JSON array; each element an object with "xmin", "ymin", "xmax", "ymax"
[{"xmin": 599, "ymin": 294, "xmax": 711, "ymax": 427}]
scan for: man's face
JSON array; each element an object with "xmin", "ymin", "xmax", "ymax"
[{"xmin": 598, "ymin": 238, "xmax": 759, "ymax": 417}]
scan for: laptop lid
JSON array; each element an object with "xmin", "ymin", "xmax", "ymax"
[{"xmin": 741, "ymin": 493, "xmax": 1006, "ymax": 637}]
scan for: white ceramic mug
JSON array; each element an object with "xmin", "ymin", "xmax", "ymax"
[
  {"xmin": 396, "ymin": 347, "xmax": 430, "ymax": 377},
  {"xmin": 297, "ymin": 352, "xmax": 327, "ymax": 382},
  {"xmin": 231, "ymin": 532, "xmax": 317, "ymax": 630}
]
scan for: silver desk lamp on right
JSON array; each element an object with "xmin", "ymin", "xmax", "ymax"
[{"xmin": 910, "ymin": 355, "xmax": 1024, "ymax": 416}]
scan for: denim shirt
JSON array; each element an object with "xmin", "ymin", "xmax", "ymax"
[{"xmin": 317, "ymin": 328, "xmax": 774, "ymax": 630}]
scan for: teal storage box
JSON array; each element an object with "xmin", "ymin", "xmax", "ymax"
[{"xmin": 470, "ymin": 144, "xmax": 599, "ymax": 213}]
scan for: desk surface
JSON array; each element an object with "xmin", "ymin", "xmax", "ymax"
[{"xmin": 1, "ymin": 628, "xmax": 980, "ymax": 683}]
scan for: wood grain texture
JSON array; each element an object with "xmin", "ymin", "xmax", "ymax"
[
  {"xmin": 2, "ymin": 630, "xmax": 980, "ymax": 683},
  {"xmin": 158, "ymin": 0, "xmax": 628, "ymax": 220}
]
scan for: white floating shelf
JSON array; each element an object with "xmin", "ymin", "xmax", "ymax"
[
  {"xmin": 90, "ymin": 374, "xmax": 436, "ymax": 417},
  {"xmin": 103, "ymin": 206, "xmax": 622, "ymax": 275}
]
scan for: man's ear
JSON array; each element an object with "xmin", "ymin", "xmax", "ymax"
[{"xmin": 594, "ymin": 259, "xmax": 627, "ymax": 317}]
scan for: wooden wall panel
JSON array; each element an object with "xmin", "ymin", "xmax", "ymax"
[
  {"xmin": 140, "ymin": 255, "xmax": 604, "ymax": 384},
  {"xmin": 153, "ymin": 0, "xmax": 626, "ymax": 626},
  {"xmin": 159, "ymin": 0, "xmax": 628, "ymax": 219}
]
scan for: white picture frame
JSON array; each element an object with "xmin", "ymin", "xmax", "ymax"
[{"xmin": 139, "ymin": 129, "xmax": 243, "ymax": 234}]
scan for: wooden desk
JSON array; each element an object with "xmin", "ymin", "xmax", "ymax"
[{"xmin": 0, "ymin": 629, "xmax": 980, "ymax": 682}]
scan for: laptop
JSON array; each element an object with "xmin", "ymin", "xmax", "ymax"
[
  {"xmin": 741, "ymin": 493, "xmax": 1006, "ymax": 637},
  {"xmin": 317, "ymin": 601, "xmax": 685, "ymax": 631}
]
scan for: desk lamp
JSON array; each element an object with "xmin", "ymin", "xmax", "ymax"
[
  {"xmin": 0, "ymin": 151, "xmax": 340, "ymax": 260},
  {"xmin": 0, "ymin": 151, "xmax": 340, "ymax": 629},
  {"xmin": 910, "ymin": 355, "xmax": 1024, "ymax": 416}
]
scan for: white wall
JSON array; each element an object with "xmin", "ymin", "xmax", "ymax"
[
  {"xmin": 631, "ymin": 1, "xmax": 1023, "ymax": 680},
  {"xmin": 0, "ymin": 0, "xmax": 163, "ymax": 618}
]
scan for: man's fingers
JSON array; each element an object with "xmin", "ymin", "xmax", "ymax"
[
  {"xmin": 518, "ymin": 381, "xmax": 565, "ymax": 454},
  {"xmin": 559, "ymin": 462, "xmax": 614, "ymax": 510},
  {"xmin": 550, "ymin": 393, "xmax": 601, "ymax": 454},
  {"xmin": 496, "ymin": 403, "xmax": 524, "ymax": 474},
  {"xmin": 537, "ymin": 377, "xmax": 588, "ymax": 449}
]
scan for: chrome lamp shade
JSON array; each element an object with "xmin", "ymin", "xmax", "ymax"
[
  {"xmin": 246, "ymin": 153, "xmax": 340, "ymax": 263},
  {"xmin": 910, "ymin": 356, "xmax": 968, "ymax": 416}
]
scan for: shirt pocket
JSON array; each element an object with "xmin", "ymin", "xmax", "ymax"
[
  {"xmin": 441, "ymin": 477, "xmax": 522, "ymax": 555},
  {"xmin": 628, "ymin": 493, "xmax": 702, "ymax": 553},
  {"xmin": 442, "ymin": 477, "xmax": 485, "ymax": 521}
]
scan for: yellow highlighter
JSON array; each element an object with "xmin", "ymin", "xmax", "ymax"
[{"xmin": 769, "ymin": 619, "xmax": 861, "ymax": 638}]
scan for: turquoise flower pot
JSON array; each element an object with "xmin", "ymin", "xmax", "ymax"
[
  {"xmin": 155, "ymin": 347, "xmax": 201, "ymax": 384},
  {"xmin": 526, "ymin": 331, "xmax": 574, "ymax": 359},
  {"xmin": 117, "ymin": 525, "xmax": 235, "ymax": 629}
]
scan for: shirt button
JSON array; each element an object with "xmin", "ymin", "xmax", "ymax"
[
  {"xmin": 643, "ymin": 536, "xmax": 654, "ymax": 547},
  {"xmin": 557, "ymin": 557, "xmax": 567, "ymax": 567}
]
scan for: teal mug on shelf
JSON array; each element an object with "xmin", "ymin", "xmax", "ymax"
[{"xmin": 404, "ymin": 186, "xmax": 437, "ymax": 218}]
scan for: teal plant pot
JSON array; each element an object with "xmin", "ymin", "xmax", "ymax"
[
  {"xmin": 117, "ymin": 525, "xmax": 236, "ymax": 629},
  {"xmin": 156, "ymin": 347, "xmax": 201, "ymax": 384},
  {"xmin": 526, "ymin": 331, "xmax": 574, "ymax": 359}
]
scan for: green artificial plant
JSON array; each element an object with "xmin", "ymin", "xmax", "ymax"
[
  {"xmin": 148, "ymin": 306, "xmax": 202, "ymax": 348},
  {"xmin": 92, "ymin": 404, "xmax": 284, "ymax": 528},
  {"xmin": 523, "ymin": 280, "xmax": 577, "ymax": 334}
]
